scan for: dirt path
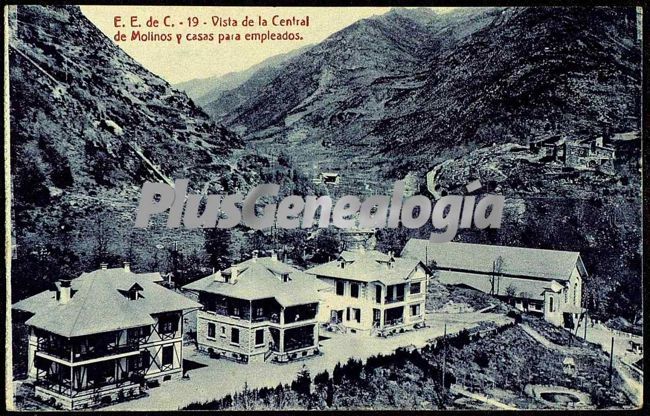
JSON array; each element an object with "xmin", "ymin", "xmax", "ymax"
[{"xmin": 450, "ymin": 384, "xmax": 517, "ymax": 410}]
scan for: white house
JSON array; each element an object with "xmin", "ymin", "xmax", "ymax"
[
  {"xmin": 306, "ymin": 249, "xmax": 429, "ymax": 336},
  {"xmin": 183, "ymin": 252, "xmax": 327, "ymax": 364}
]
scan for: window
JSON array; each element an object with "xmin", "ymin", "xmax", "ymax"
[
  {"xmin": 336, "ymin": 281, "xmax": 345, "ymax": 296},
  {"xmin": 221, "ymin": 326, "xmax": 226, "ymax": 337},
  {"xmin": 255, "ymin": 307, "xmax": 264, "ymax": 318},
  {"xmin": 353, "ymin": 308, "xmax": 361, "ymax": 323},
  {"xmin": 255, "ymin": 329, "xmax": 264, "ymax": 346},
  {"xmin": 231, "ymin": 328, "xmax": 240, "ymax": 345},
  {"xmin": 549, "ymin": 297, "xmax": 554, "ymax": 312},
  {"xmin": 351, "ymin": 283, "xmax": 359, "ymax": 298},
  {"xmin": 128, "ymin": 326, "xmax": 150, "ymax": 340},
  {"xmin": 410, "ymin": 282, "xmax": 421, "ymax": 295},
  {"xmin": 573, "ymin": 283, "xmax": 579, "ymax": 305},
  {"xmin": 375, "ymin": 285, "xmax": 382, "ymax": 303},
  {"xmin": 232, "ymin": 307, "xmax": 240, "ymax": 317},
  {"xmin": 207, "ymin": 323, "xmax": 216, "ymax": 339},
  {"xmin": 162, "ymin": 346, "xmax": 174, "ymax": 366},
  {"xmin": 410, "ymin": 304, "xmax": 421, "ymax": 316},
  {"xmin": 159, "ymin": 316, "xmax": 177, "ymax": 334},
  {"xmin": 396, "ymin": 284, "xmax": 405, "ymax": 299},
  {"xmin": 128, "ymin": 352, "xmax": 147, "ymax": 371}
]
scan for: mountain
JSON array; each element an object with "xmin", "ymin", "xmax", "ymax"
[
  {"xmin": 175, "ymin": 45, "xmax": 311, "ymax": 107},
  {"xmin": 8, "ymin": 5, "xmax": 253, "ymax": 298},
  {"xmin": 203, "ymin": 7, "xmax": 641, "ymax": 190}
]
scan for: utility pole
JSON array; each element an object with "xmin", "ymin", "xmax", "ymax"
[
  {"xmin": 609, "ymin": 337, "xmax": 614, "ymax": 386},
  {"xmin": 442, "ymin": 323, "xmax": 447, "ymax": 389}
]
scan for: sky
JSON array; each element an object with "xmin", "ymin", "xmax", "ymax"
[{"xmin": 81, "ymin": 6, "xmax": 455, "ymax": 84}]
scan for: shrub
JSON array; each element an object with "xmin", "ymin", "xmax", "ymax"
[
  {"xmin": 313, "ymin": 370, "xmax": 330, "ymax": 386},
  {"xmin": 506, "ymin": 310, "xmax": 522, "ymax": 324}
]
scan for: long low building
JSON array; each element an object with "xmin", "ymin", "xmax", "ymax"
[
  {"xmin": 401, "ymin": 239, "xmax": 586, "ymax": 328},
  {"xmin": 12, "ymin": 263, "xmax": 201, "ymax": 410}
]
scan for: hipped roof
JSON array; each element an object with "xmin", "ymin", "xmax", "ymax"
[
  {"xmin": 306, "ymin": 250, "xmax": 425, "ymax": 285},
  {"xmin": 183, "ymin": 257, "xmax": 327, "ymax": 307},
  {"xmin": 12, "ymin": 268, "xmax": 201, "ymax": 338}
]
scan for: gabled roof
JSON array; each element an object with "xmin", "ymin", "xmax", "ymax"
[
  {"xmin": 339, "ymin": 249, "xmax": 391, "ymax": 263},
  {"xmin": 401, "ymin": 239, "xmax": 584, "ymax": 281},
  {"xmin": 12, "ymin": 268, "xmax": 201, "ymax": 338},
  {"xmin": 306, "ymin": 250, "xmax": 425, "ymax": 285},
  {"xmin": 438, "ymin": 270, "xmax": 560, "ymax": 301},
  {"xmin": 182, "ymin": 257, "xmax": 327, "ymax": 307}
]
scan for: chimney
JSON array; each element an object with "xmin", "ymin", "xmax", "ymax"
[
  {"xmin": 213, "ymin": 270, "xmax": 222, "ymax": 282},
  {"xmin": 270, "ymin": 250, "xmax": 278, "ymax": 261},
  {"xmin": 59, "ymin": 280, "xmax": 71, "ymax": 304},
  {"xmin": 252, "ymin": 250, "xmax": 258, "ymax": 262},
  {"xmin": 231, "ymin": 267, "xmax": 239, "ymax": 281},
  {"xmin": 123, "ymin": 262, "xmax": 131, "ymax": 272},
  {"xmin": 100, "ymin": 262, "xmax": 108, "ymax": 270}
]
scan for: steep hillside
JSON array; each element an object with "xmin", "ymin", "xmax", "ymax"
[
  {"xmin": 8, "ymin": 5, "xmax": 250, "ymax": 299},
  {"xmin": 412, "ymin": 138, "xmax": 642, "ymax": 320},
  {"xmin": 205, "ymin": 7, "xmax": 641, "ymax": 189},
  {"xmin": 175, "ymin": 45, "xmax": 311, "ymax": 107}
]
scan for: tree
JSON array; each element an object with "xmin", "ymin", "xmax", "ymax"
[
  {"xmin": 291, "ymin": 365, "xmax": 311, "ymax": 396},
  {"xmin": 313, "ymin": 370, "xmax": 330, "ymax": 386},
  {"xmin": 204, "ymin": 228, "xmax": 232, "ymax": 270},
  {"xmin": 375, "ymin": 227, "xmax": 411, "ymax": 255},
  {"xmin": 309, "ymin": 229, "xmax": 340, "ymax": 263}
]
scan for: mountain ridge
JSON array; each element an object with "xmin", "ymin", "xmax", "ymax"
[{"xmin": 202, "ymin": 7, "xmax": 640, "ymax": 186}]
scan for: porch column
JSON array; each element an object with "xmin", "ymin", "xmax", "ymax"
[
  {"xmin": 313, "ymin": 325, "xmax": 318, "ymax": 347},
  {"xmin": 279, "ymin": 308, "xmax": 285, "ymax": 353}
]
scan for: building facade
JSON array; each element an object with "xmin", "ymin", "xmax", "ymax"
[
  {"xmin": 183, "ymin": 253, "xmax": 325, "ymax": 363},
  {"xmin": 12, "ymin": 264, "xmax": 201, "ymax": 409},
  {"xmin": 306, "ymin": 249, "xmax": 429, "ymax": 336},
  {"xmin": 401, "ymin": 239, "xmax": 586, "ymax": 328}
]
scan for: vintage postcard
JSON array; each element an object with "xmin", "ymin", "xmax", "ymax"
[{"xmin": 4, "ymin": 3, "xmax": 644, "ymax": 412}]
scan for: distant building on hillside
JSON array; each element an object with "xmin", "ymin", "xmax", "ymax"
[
  {"xmin": 306, "ymin": 248, "xmax": 429, "ymax": 336},
  {"xmin": 528, "ymin": 135, "xmax": 566, "ymax": 159},
  {"xmin": 401, "ymin": 239, "xmax": 586, "ymax": 328},
  {"xmin": 529, "ymin": 135, "xmax": 615, "ymax": 172},
  {"xmin": 564, "ymin": 137, "xmax": 616, "ymax": 172},
  {"xmin": 183, "ymin": 252, "xmax": 326, "ymax": 364},
  {"xmin": 312, "ymin": 172, "xmax": 340, "ymax": 185},
  {"xmin": 12, "ymin": 263, "xmax": 201, "ymax": 410}
]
